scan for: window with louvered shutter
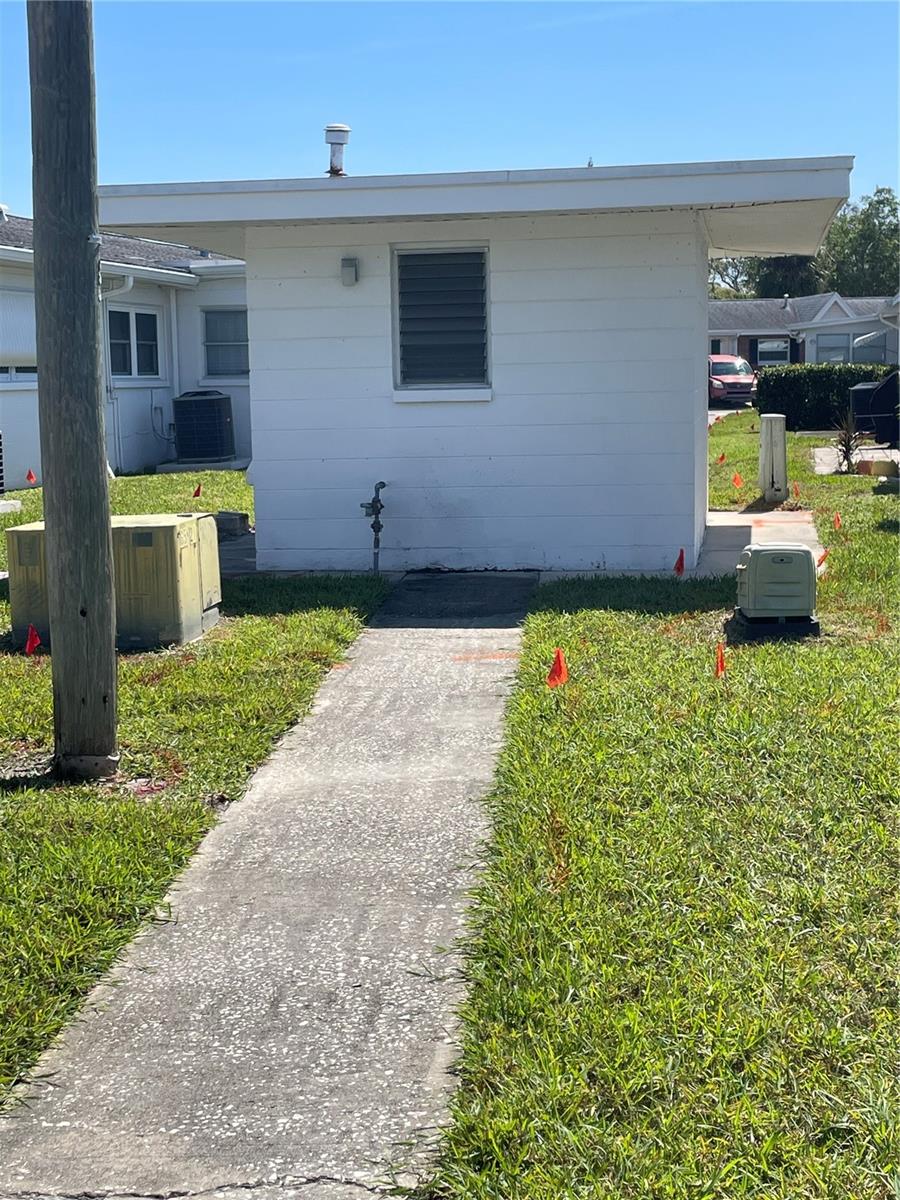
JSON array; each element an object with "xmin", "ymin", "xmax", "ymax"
[{"xmin": 396, "ymin": 249, "xmax": 488, "ymax": 386}]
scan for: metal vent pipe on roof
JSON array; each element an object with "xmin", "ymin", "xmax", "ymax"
[{"xmin": 325, "ymin": 124, "xmax": 351, "ymax": 176}]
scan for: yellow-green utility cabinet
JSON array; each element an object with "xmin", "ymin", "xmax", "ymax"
[{"xmin": 6, "ymin": 513, "xmax": 221, "ymax": 650}]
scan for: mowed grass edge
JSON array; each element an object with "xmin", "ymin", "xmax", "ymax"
[{"xmin": 425, "ymin": 416, "xmax": 899, "ymax": 1199}]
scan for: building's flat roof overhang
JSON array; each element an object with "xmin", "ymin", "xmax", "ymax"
[{"xmin": 99, "ymin": 155, "xmax": 853, "ymax": 261}]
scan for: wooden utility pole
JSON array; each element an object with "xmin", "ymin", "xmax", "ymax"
[{"xmin": 27, "ymin": 0, "xmax": 118, "ymax": 779}]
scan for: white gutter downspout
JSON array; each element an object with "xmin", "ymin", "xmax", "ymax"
[{"xmin": 101, "ymin": 274, "xmax": 134, "ymax": 474}]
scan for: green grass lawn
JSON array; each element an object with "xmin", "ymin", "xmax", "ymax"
[
  {"xmin": 427, "ymin": 415, "xmax": 899, "ymax": 1199},
  {"xmin": 0, "ymin": 467, "xmax": 254, "ymax": 572},
  {"xmin": 0, "ymin": 472, "xmax": 387, "ymax": 1098}
]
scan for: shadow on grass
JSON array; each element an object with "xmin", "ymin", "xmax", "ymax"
[
  {"xmin": 532, "ymin": 574, "xmax": 735, "ymax": 616},
  {"xmin": 0, "ymin": 761, "xmax": 58, "ymax": 795},
  {"xmin": 221, "ymin": 573, "xmax": 388, "ymax": 620},
  {"xmin": 876, "ymin": 517, "xmax": 900, "ymax": 536}
]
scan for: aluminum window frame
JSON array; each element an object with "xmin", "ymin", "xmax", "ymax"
[
  {"xmin": 107, "ymin": 305, "xmax": 164, "ymax": 379},
  {"xmin": 202, "ymin": 306, "xmax": 250, "ymax": 378}
]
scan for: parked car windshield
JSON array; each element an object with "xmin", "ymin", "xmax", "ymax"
[{"xmin": 711, "ymin": 359, "xmax": 754, "ymax": 376}]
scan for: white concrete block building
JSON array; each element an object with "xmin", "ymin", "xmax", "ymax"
[
  {"xmin": 0, "ymin": 216, "xmax": 248, "ymax": 490},
  {"xmin": 97, "ymin": 152, "xmax": 850, "ymax": 571}
]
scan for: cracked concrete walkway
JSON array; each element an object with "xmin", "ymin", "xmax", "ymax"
[{"xmin": 0, "ymin": 573, "xmax": 537, "ymax": 1200}]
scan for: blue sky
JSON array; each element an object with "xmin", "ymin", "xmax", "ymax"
[{"xmin": 1, "ymin": 1, "xmax": 896, "ymax": 216}]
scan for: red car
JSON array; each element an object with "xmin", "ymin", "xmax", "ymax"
[{"xmin": 708, "ymin": 354, "xmax": 758, "ymax": 405}]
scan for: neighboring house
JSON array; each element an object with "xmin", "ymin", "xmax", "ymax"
[
  {"xmin": 708, "ymin": 293, "xmax": 898, "ymax": 367},
  {"xmin": 0, "ymin": 213, "xmax": 248, "ymax": 490},
  {"xmin": 98, "ymin": 152, "xmax": 852, "ymax": 572}
]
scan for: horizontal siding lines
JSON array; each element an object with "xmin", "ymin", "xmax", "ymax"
[
  {"xmin": 252, "ymin": 448, "xmax": 690, "ymax": 459},
  {"xmin": 491, "ymin": 242, "xmax": 696, "ymax": 272}
]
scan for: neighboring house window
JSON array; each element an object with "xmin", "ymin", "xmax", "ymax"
[
  {"xmin": 204, "ymin": 309, "xmax": 249, "ymax": 377},
  {"xmin": 710, "ymin": 338, "xmax": 721, "ymax": 354},
  {"xmin": 853, "ymin": 332, "xmax": 888, "ymax": 364},
  {"xmin": 108, "ymin": 309, "xmax": 160, "ymax": 377},
  {"xmin": 0, "ymin": 365, "xmax": 37, "ymax": 381},
  {"xmin": 816, "ymin": 333, "xmax": 850, "ymax": 363},
  {"xmin": 757, "ymin": 338, "xmax": 790, "ymax": 365},
  {"xmin": 395, "ymin": 248, "xmax": 488, "ymax": 386}
]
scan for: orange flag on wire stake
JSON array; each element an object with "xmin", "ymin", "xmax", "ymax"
[
  {"xmin": 817, "ymin": 548, "xmax": 830, "ymax": 568},
  {"xmin": 732, "ymin": 472, "xmax": 744, "ymax": 489},
  {"xmin": 716, "ymin": 452, "xmax": 726, "ymax": 465},
  {"xmin": 673, "ymin": 548, "xmax": 685, "ymax": 577},
  {"xmin": 193, "ymin": 483, "xmax": 202, "ymax": 499},
  {"xmin": 792, "ymin": 481, "xmax": 800, "ymax": 499},
  {"xmin": 714, "ymin": 642, "xmax": 726, "ymax": 679},
  {"xmin": 24, "ymin": 625, "xmax": 41, "ymax": 656},
  {"xmin": 546, "ymin": 648, "xmax": 569, "ymax": 688},
  {"xmin": 833, "ymin": 512, "xmax": 842, "ymax": 530},
  {"xmin": 25, "ymin": 469, "xmax": 36, "ymax": 485}
]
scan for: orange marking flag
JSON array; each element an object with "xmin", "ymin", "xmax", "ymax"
[
  {"xmin": 732, "ymin": 472, "xmax": 744, "ymax": 489},
  {"xmin": 715, "ymin": 642, "xmax": 726, "ymax": 678},
  {"xmin": 25, "ymin": 469, "xmax": 36, "ymax": 485},
  {"xmin": 673, "ymin": 548, "xmax": 685, "ymax": 577},
  {"xmin": 546, "ymin": 648, "xmax": 569, "ymax": 688},
  {"xmin": 25, "ymin": 624, "xmax": 41, "ymax": 656}
]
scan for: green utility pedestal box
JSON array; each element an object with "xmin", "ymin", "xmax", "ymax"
[{"xmin": 6, "ymin": 513, "xmax": 221, "ymax": 650}]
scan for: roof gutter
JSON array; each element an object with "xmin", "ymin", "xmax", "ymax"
[
  {"xmin": 188, "ymin": 258, "xmax": 246, "ymax": 278},
  {"xmin": 0, "ymin": 243, "xmax": 198, "ymax": 287}
]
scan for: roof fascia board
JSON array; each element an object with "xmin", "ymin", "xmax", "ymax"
[
  {"xmin": 189, "ymin": 259, "xmax": 246, "ymax": 278},
  {"xmin": 790, "ymin": 313, "xmax": 888, "ymax": 331},
  {"xmin": 99, "ymin": 156, "xmax": 853, "ymax": 228},
  {"xmin": 708, "ymin": 328, "xmax": 790, "ymax": 336}
]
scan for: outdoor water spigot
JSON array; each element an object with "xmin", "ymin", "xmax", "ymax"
[{"xmin": 361, "ymin": 481, "xmax": 387, "ymax": 573}]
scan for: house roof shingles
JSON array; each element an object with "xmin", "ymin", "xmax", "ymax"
[
  {"xmin": 710, "ymin": 293, "xmax": 892, "ymax": 333},
  {"xmin": 0, "ymin": 212, "xmax": 235, "ymax": 271}
]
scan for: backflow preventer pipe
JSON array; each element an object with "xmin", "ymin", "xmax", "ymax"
[{"xmin": 360, "ymin": 481, "xmax": 387, "ymax": 574}]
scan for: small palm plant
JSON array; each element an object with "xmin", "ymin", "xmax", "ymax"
[{"xmin": 831, "ymin": 408, "xmax": 866, "ymax": 474}]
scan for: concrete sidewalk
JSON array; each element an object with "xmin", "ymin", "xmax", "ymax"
[{"xmin": 0, "ymin": 573, "xmax": 536, "ymax": 1200}]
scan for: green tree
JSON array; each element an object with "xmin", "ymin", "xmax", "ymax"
[
  {"xmin": 818, "ymin": 187, "xmax": 899, "ymax": 295},
  {"xmin": 708, "ymin": 257, "xmax": 751, "ymax": 298},
  {"xmin": 745, "ymin": 254, "xmax": 820, "ymax": 298}
]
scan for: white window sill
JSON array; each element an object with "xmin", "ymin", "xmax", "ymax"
[
  {"xmin": 0, "ymin": 380, "xmax": 38, "ymax": 390},
  {"xmin": 393, "ymin": 387, "xmax": 492, "ymax": 404},
  {"xmin": 109, "ymin": 377, "xmax": 170, "ymax": 389}
]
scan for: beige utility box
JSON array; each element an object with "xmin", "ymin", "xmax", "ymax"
[
  {"xmin": 6, "ymin": 513, "xmax": 221, "ymax": 650},
  {"xmin": 736, "ymin": 543, "xmax": 817, "ymax": 620}
]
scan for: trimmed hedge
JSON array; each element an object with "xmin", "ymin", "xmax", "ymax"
[{"xmin": 756, "ymin": 362, "xmax": 894, "ymax": 430}]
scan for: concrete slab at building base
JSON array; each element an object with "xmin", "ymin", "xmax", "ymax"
[
  {"xmin": 156, "ymin": 456, "xmax": 251, "ymax": 474},
  {"xmin": 692, "ymin": 510, "xmax": 823, "ymax": 577},
  {"xmin": 0, "ymin": 573, "xmax": 537, "ymax": 1199}
]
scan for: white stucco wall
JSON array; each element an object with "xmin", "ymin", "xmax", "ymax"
[
  {"xmin": 0, "ymin": 264, "xmax": 250, "ymax": 487},
  {"xmin": 0, "ymin": 262, "xmax": 40, "ymax": 489},
  {"xmin": 246, "ymin": 210, "xmax": 709, "ymax": 571},
  {"xmin": 175, "ymin": 274, "xmax": 251, "ymax": 459}
]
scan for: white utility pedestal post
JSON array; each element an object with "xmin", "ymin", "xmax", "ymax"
[{"xmin": 759, "ymin": 413, "xmax": 788, "ymax": 503}]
